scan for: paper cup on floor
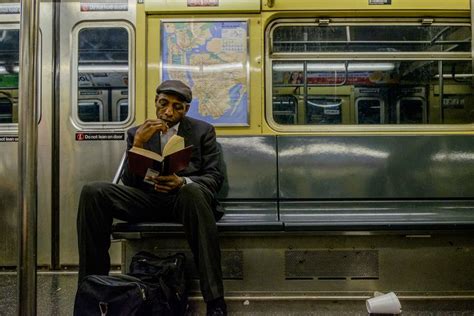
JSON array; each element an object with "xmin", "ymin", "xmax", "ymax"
[{"xmin": 366, "ymin": 292, "xmax": 401, "ymax": 314}]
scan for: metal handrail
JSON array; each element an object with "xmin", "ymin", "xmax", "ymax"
[{"xmin": 112, "ymin": 151, "xmax": 127, "ymax": 184}]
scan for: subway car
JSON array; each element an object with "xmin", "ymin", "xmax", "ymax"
[{"xmin": 1, "ymin": 0, "xmax": 474, "ymax": 314}]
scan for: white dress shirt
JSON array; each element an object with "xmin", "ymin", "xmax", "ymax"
[
  {"xmin": 160, "ymin": 122, "xmax": 192, "ymax": 185},
  {"xmin": 160, "ymin": 123, "xmax": 179, "ymax": 148}
]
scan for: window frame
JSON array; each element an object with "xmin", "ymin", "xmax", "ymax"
[
  {"xmin": 396, "ymin": 97, "xmax": 427, "ymax": 124},
  {"xmin": 116, "ymin": 98, "xmax": 129, "ymax": 122},
  {"xmin": 0, "ymin": 23, "xmax": 42, "ymax": 131},
  {"xmin": 71, "ymin": 21, "xmax": 135, "ymax": 129},
  {"xmin": 265, "ymin": 18, "xmax": 473, "ymax": 133}
]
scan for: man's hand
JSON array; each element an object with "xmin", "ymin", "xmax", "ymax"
[
  {"xmin": 146, "ymin": 174, "xmax": 185, "ymax": 193},
  {"xmin": 133, "ymin": 119, "xmax": 168, "ymax": 148}
]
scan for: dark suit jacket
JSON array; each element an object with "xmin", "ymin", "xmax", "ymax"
[{"xmin": 121, "ymin": 116, "xmax": 224, "ymax": 216}]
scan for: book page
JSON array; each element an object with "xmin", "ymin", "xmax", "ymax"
[
  {"xmin": 163, "ymin": 134, "xmax": 185, "ymax": 157},
  {"xmin": 129, "ymin": 147, "xmax": 164, "ymax": 162}
]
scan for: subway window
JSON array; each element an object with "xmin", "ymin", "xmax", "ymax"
[
  {"xmin": 117, "ymin": 99, "xmax": 128, "ymax": 122},
  {"xmin": 0, "ymin": 28, "xmax": 19, "ymax": 125},
  {"xmin": 267, "ymin": 21, "xmax": 473, "ymax": 128},
  {"xmin": 76, "ymin": 26, "xmax": 131, "ymax": 124},
  {"xmin": 0, "ymin": 97, "xmax": 13, "ymax": 123}
]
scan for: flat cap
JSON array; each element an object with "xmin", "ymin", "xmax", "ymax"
[{"xmin": 156, "ymin": 80, "xmax": 192, "ymax": 103}]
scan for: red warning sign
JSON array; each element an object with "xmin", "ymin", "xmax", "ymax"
[
  {"xmin": 76, "ymin": 133, "xmax": 85, "ymax": 141},
  {"xmin": 75, "ymin": 132, "xmax": 124, "ymax": 141}
]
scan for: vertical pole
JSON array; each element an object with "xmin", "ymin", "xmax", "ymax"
[
  {"xmin": 17, "ymin": 0, "xmax": 40, "ymax": 313},
  {"xmin": 51, "ymin": 0, "xmax": 61, "ymax": 271}
]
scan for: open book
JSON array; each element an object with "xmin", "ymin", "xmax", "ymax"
[{"xmin": 127, "ymin": 134, "xmax": 193, "ymax": 178}]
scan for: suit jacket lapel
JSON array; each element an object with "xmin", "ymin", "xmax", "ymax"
[{"xmin": 177, "ymin": 117, "xmax": 192, "ymax": 146}]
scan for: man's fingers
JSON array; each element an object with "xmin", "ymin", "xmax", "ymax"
[
  {"xmin": 156, "ymin": 175, "xmax": 174, "ymax": 182},
  {"xmin": 152, "ymin": 175, "xmax": 181, "ymax": 192},
  {"xmin": 139, "ymin": 119, "xmax": 168, "ymax": 134},
  {"xmin": 145, "ymin": 121, "xmax": 165, "ymax": 128},
  {"xmin": 134, "ymin": 120, "xmax": 168, "ymax": 145},
  {"xmin": 144, "ymin": 119, "xmax": 168, "ymax": 129},
  {"xmin": 154, "ymin": 183, "xmax": 173, "ymax": 192},
  {"xmin": 142, "ymin": 123, "xmax": 166, "ymax": 133}
]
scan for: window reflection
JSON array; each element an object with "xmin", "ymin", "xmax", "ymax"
[
  {"xmin": 77, "ymin": 27, "xmax": 130, "ymax": 123},
  {"xmin": 0, "ymin": 29, "xmax": 19, "ymax": 125},
  {"xmin": 270, "ymin": 22, "xmax": 473, "ymax": 127},
  {"xmin": 273, "ymin": 95, "xmax": 298, "ymax": 124},
  {"xmin": 78, "ymin": 100, "xmax": 103, "ymax": 122},
  {"xmin": 117, "ymin": 99, "xmax": 128, "ymax": 122},
  {"xmin": 0, "ymin": 98, "xmax": 13, "ymax": 123},
  {"xmin": 306, "ymin": 98, "xmax": 342, "ymax": 124},
  {"xmin": 271, "ymin": 59, "xmax": 473, "ymax": 126},
  {"xmin": 273, "ymin": 25, "xmax": 471, "ymax": 53},
  {"xmin": 397, "ymin": 87, "xmax": 427, "ymax": 124}
]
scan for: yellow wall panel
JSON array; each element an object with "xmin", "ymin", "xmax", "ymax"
[
  {"xmin": 262, "ymin": 0, "xmax": 469, "ymax": 11},
  {"xmin": 145, "ymin": 0, "xmax": 260, "ymax": 13}
]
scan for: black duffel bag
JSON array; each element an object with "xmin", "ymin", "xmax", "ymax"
[
  {"xmin": 74, "ymin": 274, "xmax": 151, "ymax": 316},
  {"xmin": 129, "ymin": 251, "xmax": 188, "ymax": 316}
]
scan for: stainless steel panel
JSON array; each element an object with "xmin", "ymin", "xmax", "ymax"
[
  {"xmin": 58, "ymin": 1, "xmax": 136, "ymax": 266},
  {"xmin": 123, "ymin": 233, "xmax": 474, "ymax": 293},
  {"xmin": 220, "ymin": 201, "xmax": 278, "ymax": 222},
  {"xmin": 37, "ymin": 2, "xmax": 53, "ymax": 267},
  {"xmin": 217, "ymin": 136, "xmax": 277, "ymax": 199},
  {"xmin": 151, "ymin": 250, "xmax": 243, "ymax": 280},
  {"xmin": 285, "ymin": 250, "xmax": 378, "ymax": 279},
  {"xmin": 278, "ymin": 136, "xmax": 474, "ymax": 199},
  {"xmin": 0, "ymin": 2, "xmax": 53, "ymax": 267},
  {"xmin": 280, "ymin": 200, "xmax": 474, "ymax": 223},
  {"xmin": 0, "ymin": 16, "xmax": 20, "ymax": 267},
  {"xmin": 0, "ymin": 141, "xmax": 18, "ymax": 266}
]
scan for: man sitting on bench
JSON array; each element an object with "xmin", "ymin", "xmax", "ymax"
[{"xmin": 77, "ymin": 80, "xmax": 227, "ymax": 316}]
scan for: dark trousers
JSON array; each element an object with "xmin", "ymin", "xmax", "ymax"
[{"xmin": 77, "ymin": 181, "xmax": 224, "ymax": 302}]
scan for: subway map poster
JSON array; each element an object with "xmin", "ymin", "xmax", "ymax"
[{"xmin": 161, "ymin": 21, "xmax": 249, "ymax": 126}]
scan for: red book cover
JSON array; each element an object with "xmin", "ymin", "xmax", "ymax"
[
  {"xmin": 127, "ymin": 142, "xmax": 193, "ymax": 177},
  {"xmin": 127, "ymin": 149, "xmax": 159, "ymax": 178},
  {"xmin": 161, "ymin": 146, "xmax": 193, "ymax": 175}
]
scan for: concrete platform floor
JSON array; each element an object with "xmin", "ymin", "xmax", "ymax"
[{"xmin": 2, "ymin": 272, "xmax": 474, "ymax": 315}]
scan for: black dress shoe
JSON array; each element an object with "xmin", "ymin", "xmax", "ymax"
[
  {"xmin": 206, "ymin": 297, "xmax": 227, "ymax": 316},
  {"xmin": 206, "ymin": 306, "xmax": 227, "ymax": 316}
]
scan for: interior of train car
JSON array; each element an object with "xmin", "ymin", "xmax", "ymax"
[{"xmin": 1, "ymin": 0, "xmax": 474, "ymax": 314}]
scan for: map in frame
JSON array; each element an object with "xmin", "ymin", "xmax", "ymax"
[{"xmin": 161, "ymin": 20, "xmax": 249, "ymax": 126}]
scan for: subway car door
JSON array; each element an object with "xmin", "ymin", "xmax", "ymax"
[
  {"xmin": 58, "ymin": 0, "xmax": 136, "ymax": 268},
  {"xmin": 0, "ymin": 2, "xmax": 53, "ymax": 267}
]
